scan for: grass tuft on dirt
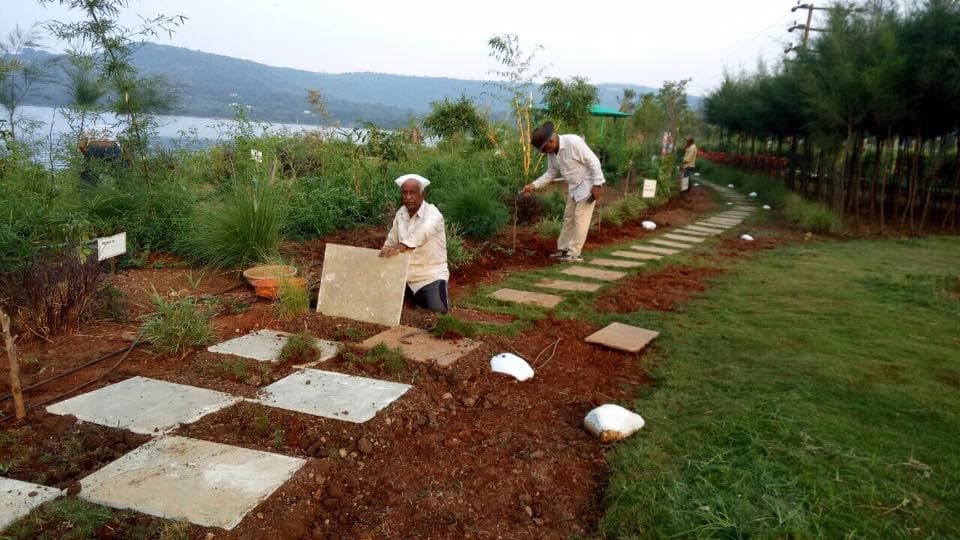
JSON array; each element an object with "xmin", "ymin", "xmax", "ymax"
[{"xmin": 279, "ymin": 332, "xmax": 320, "ymax": 364}]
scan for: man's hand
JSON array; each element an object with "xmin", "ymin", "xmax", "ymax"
[
  {"xmin": 590, "ymin": 185, "xmax": 602, "ymax": 202},
  {"xmin": 522, "ymin": 183, "xmax": 535, "ymax": 194},
  {"xmin": 379, "ymin": 244, "xmax": 408, "ymax": 257}
]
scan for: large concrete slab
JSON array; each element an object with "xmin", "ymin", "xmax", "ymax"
[
  {"xmin": 490, "ymin": 288, "xmax": 564, "ymax": 308},
  {"xmin": 686, "ymin": 225, "xmax": 724, "ymax": 234},
  {"xmin": 0, "ymin": 478, "xmax": 62, "ymax": 531},
  {"xmin": 534, "ymin": 279, "xmax": 601, "ymax": 293},
  {"xmin": 47, "ymin": 377, "xmax": 240, "ymax": 435},
  {"xmin": 675, "ymin": 228, "xmax": 713, "ymax": 237},
  {"xmin": 359, "ymin": 325, "xmax": 480, "ymax": 368},
  {"xmin": 649, "ymin": 239, "xmax": 693, "ymax": 249},
  {"xmin": 79, "ymin": 436, "xmax": 304, "ymax": 530},
  {"xmin": 561, "ymin": 266, "xmax": 626, "ymax": 281},
  {"xmin": 316, "ymin": 244, "xmax": 410, "ymax": 327},
  {"xmin": 255, "ymin": 369, "xmax": 410, "ymax": 423},
  {"xmin": 585, "ymin": 322, "xmax": 660, "ymax": 353},
  {"xmin": 664, "ymin": 233, "xmax": 706, "ymax": 243},
  {"xmin": 630, "ymin": 245, "xmax": 678, "ymax": 255},
  {"xmin": 611, "ymin": 250, "xmax": 662, "ymax": 261},
  {"xmin": 589, "ymin": 257, "xmax": 645, "ymax": 268},
  {"xmin": 208, "ymin": 329, "xmax": 340, "ymax": 364}
]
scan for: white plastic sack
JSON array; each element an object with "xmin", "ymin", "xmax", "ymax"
[
  {"xmin": 583, "ymin": 404, "xmax": 645, "ymax": 443},
  {"xmin": 740, "ymin": 234, "xmax": 754, "ymax": 242},
  {"xmin": 490, "ymin": 353, "xmax": 534, "ymax": 381},
  {"xmin": 749, "ymin": 192, "xmax": 758, "ymax": 198},
  {"xmin": 727, "ymin": 184, "xmax": 735, "ymax": 188},
  {"xmin": 641, "ymin": 220, "xmax": 657, "ymax": 231},
  {"xmin": 762, "ymin": 204, "xmax": 771, "ymax": 210}
]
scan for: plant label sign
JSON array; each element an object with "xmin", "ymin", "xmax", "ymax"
[
  {"xmin": 681, "ymin": 176, "xmax": 690, "ymax": 191},
  {"xmin": 642, "ymin": 179, "xmax": 657, "ymax": 199},
  {"xmin": 97, "ymin": 232, "xmax": 126, "ymax": 261}
]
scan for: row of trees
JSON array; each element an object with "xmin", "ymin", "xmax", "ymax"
[{"xmin": 704, "ymin": 0, "xmax": 960, "ymax": 233}]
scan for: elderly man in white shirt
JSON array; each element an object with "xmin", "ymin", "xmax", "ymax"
[
  {"xmin": 522, "ymin": 121, "xmax": 605, "ymax": 262},
  {"xmin": 379, "ymin": 174, "xmax": 450, "ymax": 313}
]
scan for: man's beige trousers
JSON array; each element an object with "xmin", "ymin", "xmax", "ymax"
[{"xmin": 557, "ymin": 197, "xmax": 596, "ymax": 257}]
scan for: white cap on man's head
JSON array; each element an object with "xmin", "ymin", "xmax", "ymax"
[{"xmin": 394, "ymin": 173, "xmax": 431, "ymax": 190}]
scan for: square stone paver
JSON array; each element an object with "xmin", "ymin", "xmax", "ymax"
[
  {"xmin": 611, "ymin": 250, "xmax": 662, "ymax": 261},
  {"xmin": 708, "ymin": 217, "xmax": 741, "ymax": 223},
  {"xmin": 589, "ymin": 257, "xmax": 645, "ymax": 268},
  {"xmin": 490, "ymin": 288, "xmax": 564, "ymax": 308},
  {"xmin": 696, "ymin": 221, "xmax": 732, "ymax": 229},
  {"xmin": 585, "ymin": 322, "xmax": 660, "ymax": 353},
  {"xmin": 316, "ymin": 243, "xmax": 410, "ymax": 327},
  {"xmin": 686, "ymin": 225, "xmax": 724, "ymax": 234},
  {"xmin": 359, "ymin": 325, "xmax": 480, "ymax": 368},
  {"xmin": 675, "ymin": 228, "xmax": 713, "ymax": 237},
  {"xmin": 1, "ymin": 477, "xmax": 62, "ymax": 531},
  {"xmin": 46, "ymin": 377, "xmax": 241, "ymax": 435},
  {"xmin": 734, "ymin": 206, "xmax": 756, "ymax": 211},
  {"xmin": 79, "ymin": 436, "xmax": 304, "ymax": 530},
  {"xmin": 630, "ymin": 245, "xmax": 678, "ymax": 255},
  {"xmin": 208, "ymin": 329, "xmax": 340, "ymax": 364},
  {"xmin": 664, "ymin": 233, "xmax": 706, "ymax": 243},
  {"xmin": 534, "ymin": 279, "xmax": 601, "ymax": 293},
  {"xmin": 561, "ymin": 266, "xmax": 626, "ymax": 281},
  {"xmin": 649, "ymin": 239, "xmax": 693, "ymax": 249},
  {"xmin": 255, "ymin": 369, "xmax": 410, "ymax": 423}
]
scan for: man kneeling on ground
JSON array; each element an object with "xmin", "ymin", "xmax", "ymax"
[{"xmin": 379, "ymin": 174, "xmax": 450, "ymax": 313}]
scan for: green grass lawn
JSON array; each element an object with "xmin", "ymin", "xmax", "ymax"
[{"xmin": 600, "ymin": 236, "xmax": 960, "ymax": 537}]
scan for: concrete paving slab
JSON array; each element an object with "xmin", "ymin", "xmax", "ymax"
[
  {"xmin": 675, "ymin": 228, "xmax": 713, "ymax": 237},
  {"xmin": 255, "ymin": 369, "xmax": 410, "ymax": 423},
  {"xmin": 703, "ymin": 219, "xmax": 738, "ymax": 226},
  {"xmin": 534, "ymin": 279, "xmax": 601, "ymax": 293},
  {"xmin": 0, "ymin": 478, "xmax": 62, "ymax": 531},
  {"xmin": 696, "ymin": 221, "xmax": 732, "ymax": 229},
  {"xmin": 359, "ymin": 325, "xmax": 480, "ymax": 368},
  {"xmin": 734, "ymin": 206, "xmax": 756, "ymax": 211},
  {"xmin": 316, "ymin": 243, "xmax": 410, "ymax": 327},
  {"xmin": 585, "ymin": 322, "xmax": 660, "ymax": 353},
  {"xmin": 79, "ymin": 436, "xmax": 304, "ymax": 530},
  {"xmin": 588, "ymin": 258, "xmax": 645, "ymax": 268},
  {"xmin": 612, "ymin": 250, "xmax": 662, "ymax": 260},
  {"xmin": 46, "ymin": 377, "xmax": 240, "ymax": 435},
  {"xmin": 664, "ymin": 233, "xmax": 706, "ymax": 243},
  {"xmin": 208, "ymin": 330, "xmax": 339, "ymax": 364},
  {"xmin": 630, "ymin": 245, "xmax": 678, "ymax": 255},
  {"xmin": 561, "ymin": 266, "xmax": 626, "ymax": 281},
  {"xmin": 686, "ymin": 225, "xmax": 724, "ymax": 234},
  {"xmin": 490, "ymin": 288, "xmax": 564, "ymax": 308},
  {"xmin": 649, "ymin": 239, "xmax": 694, "ymax": 249}
]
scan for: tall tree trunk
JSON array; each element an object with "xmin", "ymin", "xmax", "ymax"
[
  {"xmin": 788, "ymin": 134, "xmax": 799, "ymax": 190},
  {"xmin": 870, "ymin": 136, "xmax": 884, "ymax": 219},
  {"xmin": 852, "ymin": 131, "xmax": 866, "ymax": 227},
  {"xmin": 941, "ymin": 133, "xmax": 960, "ymax": 231},
  {"xmin": 892, "ymin": 136, "xmax": 906, "ymax": 224},
  {"xmin": 900, "ymin": 133, "xmax": 923, "ymax": 234},
  {"xmin": 919, "ymin": 136, "xmax": 948, "ymax": 235}
]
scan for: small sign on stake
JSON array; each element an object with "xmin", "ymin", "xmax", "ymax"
[
  {"xmin": 642, "ymin": 179, "xmax": 657, "ymax": 199},
  {"xmin": 97, "ymin": 232, "xmax": 126, "ymax": 262}
]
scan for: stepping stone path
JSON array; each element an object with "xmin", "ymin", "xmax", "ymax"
[
  {"xmin": 664, "ymin": 233, "xmax": 706, "ymax": 243},
  {"xmin": 534, "ymin": 279, "xmax": 601, "ymax": 293},
  {"xmin": 631, "ymin": 245, "xmax": 678, "ymax": 255},
  {"xmin": 79, "ymin": 436, "xmax": 304, "ymax": 530},
  {"xmin": 649, "ymin": 239, "xmax": 694, "ymax": 249},
  {"xmin": 254, "ymin": 368, "xmax": 411, "ymax": 423},
  {"xmin": 585, "ymin": 322, "xmax": 660, "ymax": 353},
  {"xmin": 359, "ymin": 325, "xmax": 481, "ymax": 368},
  {"xmin": 611, "ymin": 250, "xmax": 662, "ymax": 261},
  {"xmin": 561, "ymin": 266, "xmax": 626, "ymax": 281},
  {"xmin": 490, "ymin": 288, "xmax": 564, "ymax": 308},
  {"xmin": 1, "ymin": 478, "xmax": 62, "ymax": 531},
  {"xmin": 686, "ymin": 225, "xmax": 724, "ymax": 234},
  {"xmin": 208, "ymin": 329, "xmax": 340, "ymax": 364},
  {"xmin": 588, "ymin": 258, "xmax": 646, "ymax": 269},
  {"xmin": 675, "ymin": 228, "xmax": 713, "ymax": 237},
  {"xmin": 46, "ymin": 376, "xmax": 241, "ymax": 435}
]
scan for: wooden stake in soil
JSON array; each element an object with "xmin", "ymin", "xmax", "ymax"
[{"xmin": 0, "ymin": 309, "xmax": 26, "ymax": 420}]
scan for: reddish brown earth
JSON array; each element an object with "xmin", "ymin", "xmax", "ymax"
[
  {"xmin": 0, "ymin": 187, "xmax": 730, "ymax": 538},
  {"xmin": 596, "ymin": 266, "xmax": 726, "ymax": 312}
]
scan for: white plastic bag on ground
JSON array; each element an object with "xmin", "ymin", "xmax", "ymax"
[
  {"xmin": 490, "ymin": 353, "xmax": 534, "ymax": 381},
  {"xmin": 641, "ymin": 220, "xmax": 656, "ymax": 231},
  {"xmin": 762, "ymin": 204, "xmax": 771, "ymax": 210},
  {"xmin": 749, "ymin": 192, "xmax": 758, "ymax": 197},
  {"xmin": 740, "ymin": 234, "xmax": 754, "ymax": 242},
  {"xmin": 583, "ymin": 404, "xmax": 645, "ymax": 443}
]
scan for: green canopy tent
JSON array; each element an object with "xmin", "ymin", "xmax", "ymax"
[{"xmin": 590, "ymin": 104, "xmax": 630, "ymax": 139}]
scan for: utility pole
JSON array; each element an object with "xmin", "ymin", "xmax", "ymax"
[{"xmin": 785, "ymin": 2, "xmax": 866, "ymax": 54}]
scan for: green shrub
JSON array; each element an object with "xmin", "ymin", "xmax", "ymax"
[
  {"xmin": 183, "ymin": 177, "xmax": 283, "ymax": 267},
  {"xmin": 784, "ymin": 194, "xmax": 842, "ymax": 233},
  {"xmin": 278, "ymin": 332, "xmax": 319, "ymax": 364},
  {"xmin": 599, "ymin": 204, "xmax": 625, "ymax": 226},
  {"xmin": 274, "ymin": 278, "xmax": 310, "ymax": 320},
  {"xmin": 140, "ymin": 294, "xmax": 215, "ymax": 354},
  {"xmin": 535, "ymin": 216, "xmax": 563, "ymax": 238},
  {"xmin": 441, "ymin": 182, "xmax": 509, "ymax": 239},
  {"xmin": 445, "ymin": 223, "xmax": 476, "ymax": 270}
]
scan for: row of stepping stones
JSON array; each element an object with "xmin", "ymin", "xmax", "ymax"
[
  {"xmin": 2, "ymin": 324, "xmax": 462, "ymax": 531},
  {"xmin": 488, "ymin": 182, "xmax": 756, "ymax": 310}
]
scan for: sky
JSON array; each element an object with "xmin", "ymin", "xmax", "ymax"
[{"xmin": 3, "ymin": 0, "xmax": 812, "ymax": 96}]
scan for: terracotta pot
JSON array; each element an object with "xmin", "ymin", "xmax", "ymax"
[{"xmin": 252, "ymin": 276, "xmax": 307, "ymax": 299}]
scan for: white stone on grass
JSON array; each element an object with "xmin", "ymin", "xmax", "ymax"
[
  {"xmin": 763, "ymin": 205, "xmax": 771, "ymax": 210},
  {"xmin": 727, "ymin": 184, "xmax": 735, "ymax": 188},
  {"xmin": 741, "ymin": 234, "xmax": 755, "ymax": 242},
  {"xmin": 749, "ymin": 192, "xmax": 758, "ymax": 197},
  {"xmin": 641, "ymin": 220, "xmax": 656, "ymax": 231},
  {"xmin": 583, "ymin": 404, "xmax": 645, "ymax": 443},
  {"xmin": 208, "ymin": 329, "xmax": 340, "ymax": 364},
  {"xmin": 255, "ymin": 369, "xmax": 410, "ymax": 423},
  {"xmin": 46, "ymin": 377, "xmax": 240, "ymax": 435},
  {"xmin": 490, "ymin": 353, "xmax": 534, "ymax": 381},
  {"xmin": 79, "ymin": 436, "xmax": 304, "ymax": 530},
  {"xmin": 1, "ymin": 477, "xmax": 62, "ymax": 531}
]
